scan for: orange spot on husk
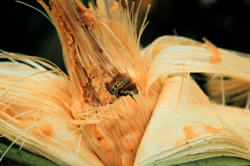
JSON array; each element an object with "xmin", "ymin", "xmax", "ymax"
[
  {"xmin": 207, "ymin": 47, "xmax": 222, "ymax": 64},
  {"xmin": 175, "ymin": 126, "xmax": 200, "ymax": 145}
]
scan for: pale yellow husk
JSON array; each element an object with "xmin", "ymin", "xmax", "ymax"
[
  {"xmin": 0, "ymin": 54, "xmax": 104, "ymax": 166},
  {"xmin": 134, "ymin": 76, "xmax": 250, "ymax": 166},
  {"xmin": 134, "ymin": 36, "xmax": 250, "ymax": 165},
  {"xmin": 0, "ymin": 0, "xmax": 250, "ymax": 166},
  {"xmin": 204, "ymin": 50, "xmax": 250, "ymax": 106}
]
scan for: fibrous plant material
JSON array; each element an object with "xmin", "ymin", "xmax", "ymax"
[
  {"xmin": 38, "ymin": 0, "xmax": 161, "ymax": 165},
  {"xmin": 1, "ymin": 0, "xmax": 250, "ymax": 166},
  {"xmin": 1, "ymin": 0, "xmax": 161, "ymax": 165}
]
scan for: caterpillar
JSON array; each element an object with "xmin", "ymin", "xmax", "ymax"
[{"xmin": 111, "ymin": 77, "xmax": 138, "ymax": 98}]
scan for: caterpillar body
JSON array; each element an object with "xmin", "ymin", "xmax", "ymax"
[
  {"xmin": 119, "ymin": 88, "xmax": 138, "ymax": 98},
  {"xmin": 111, "ymin": 77, "xmax": 138, "ymax": 98}
]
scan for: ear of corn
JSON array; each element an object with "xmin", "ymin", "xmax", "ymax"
[
  {"xmin": 1, "ymin": 0, "xmax": 161, "ymax": 165},
  {"xmin": 39, "ymin": 0, "xmax": 161, "ymax": 165},
  {"xmin": 1, "ymin": 0, "xmax": 250, "ymax": 166}
]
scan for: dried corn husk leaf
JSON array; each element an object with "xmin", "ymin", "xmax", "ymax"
[
  {"xmin": 204, "ymin": 51, "xmax": 250, "ymax": 107},
  {"xmin": 143, "ymin": 36, "xmax": 250, "ymax": 91},
  {"xmin": 134, "ymin": 76, "xmax": 250, "ymax": 166},
  {"xmin": 143, "ymin": 36, "xmax": 250, "ymax": 107}
]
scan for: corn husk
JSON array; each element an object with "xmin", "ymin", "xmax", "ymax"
[
  {"xmin": 134, "ymin": 76, "xmax": 250, "ymax": 165},
  {"xmin": 134, "ymin": 36, "xmax": 250, "ymax": 165},
  {"xmin": 1, "ymin": 0, "xmax": 250, "ymax": 166},
  {"xmin": 0, "ymin": 53, "xmax": 104, "ymax": 165}
]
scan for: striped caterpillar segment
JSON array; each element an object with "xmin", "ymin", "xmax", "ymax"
[{"xmin": 119, "ymin": 88, "xmax": 138, "ymax": 98}]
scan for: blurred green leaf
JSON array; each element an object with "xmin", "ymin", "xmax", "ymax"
[{"xmin": 0, "ymin": 143, "xmax": 59, "ymax": 166}]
